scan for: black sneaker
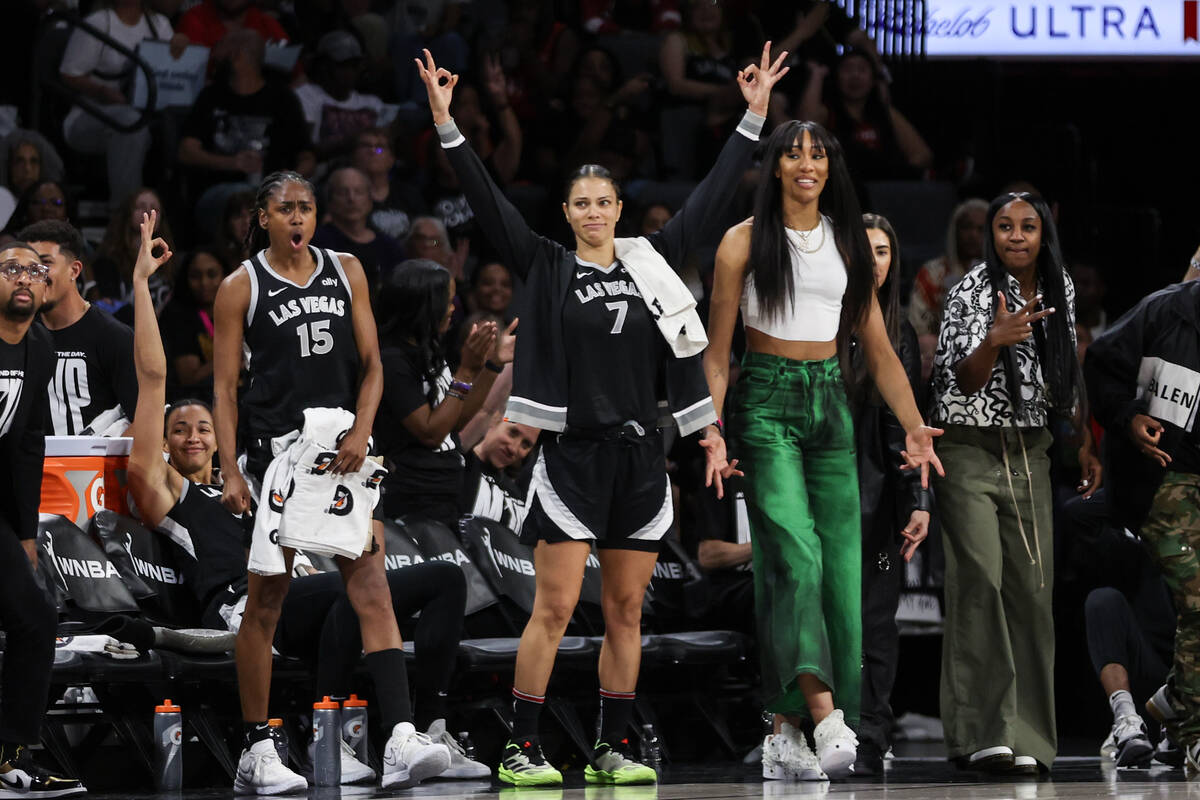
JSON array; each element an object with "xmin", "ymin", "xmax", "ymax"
[
  {"xmin": 0, "ymin": 747, "xmax": 87, "ymax": 797},
  {"xmin": 854, "ymin": 739, "xmax": 885, "ymax": 776}
]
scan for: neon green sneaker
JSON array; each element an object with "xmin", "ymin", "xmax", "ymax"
[
  {"xmin": 585, "ymin": 739, "xmax": 658, "ymax": 785},
  {"xmin": 498, "ymin": 738, "xmax": 563, "ymax": 787}
]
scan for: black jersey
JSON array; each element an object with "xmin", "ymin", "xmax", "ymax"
[
  {"xmin": 158, "ymin": 480, "xmax": 250, "ymax": 611},
  {"xmin": 564, "ymin": 258, "xmax": 663, "ymax": 429},
  {"xmin": 241, "ymin": 247, "xmax": 359, "ymax": 441}
]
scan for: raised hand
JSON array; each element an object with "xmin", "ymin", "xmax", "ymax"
[
  {"xmin": 134, "ymin": 210, "xmax": 172, "ymax": 282},
  {"xmin": 493, "ymin": 317, "xmax": 518, "ymax": 365},
  {"xmin": 460, "ymin": 321, "xmax": 498, "ymax": 373},
  {"xmin": 415, "ymin": 48, "xmax": 459, "ymax": 125},
  {"xmin": 987, "ymin": 291, "xmax": 1056, "ymax": 349},
  {"xmin": 482, "ymin": 52, "xmax": 508, "ymax": 106},
  {"xmin": 738, "ymin": 41, "xmax": 790, "ymax": 117},
  {"xmin": 900, "ymin": 424, "xmax": 945, "ymax": 489}
]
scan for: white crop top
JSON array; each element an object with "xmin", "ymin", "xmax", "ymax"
[{"xmin": 741, "ymin": 217, "xmax": 846, "ymax": 341}]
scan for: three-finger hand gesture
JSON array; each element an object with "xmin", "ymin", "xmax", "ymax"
[
  {"xmin": 987, "ymin": 291, "xmax": 1055, "ymax": 349},
  {"xmin": 415, "ymin": 48, "xmax": 458, "ymax": 125},
  {"xmin": 1130, "ymin": 413, "xmax": 1171, "ymax": 467},
  {"xmin": 134, "ymin": 210, "xmax": 172, "ymax": 282},
  {"xmin": 901, "ymin": 425, "xmax": 945, "ymax": 489},
  {"xmin": 738, "ymin": 41, "xmax": 790, "ymax": 117}
]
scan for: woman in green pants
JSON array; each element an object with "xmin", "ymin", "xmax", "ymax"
[
  {"xmin": 702, "ymin": 120, "xmax": 943, "ymax": 779},
  {"xmin": 930, "ymin": 191, "xmax": 1099, "ymax": 774}
]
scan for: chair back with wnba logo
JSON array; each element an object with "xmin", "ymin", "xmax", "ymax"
[
  {"xmin": 89, "ymin": 510, "xmax": 201, "ymax": 626},
  {"xmin": 37, "ymin": 513, "xmax": 139, "ymax": 618}
]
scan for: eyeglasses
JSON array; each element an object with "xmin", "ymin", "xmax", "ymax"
[
  {"xmin": 410, "ymin": 234, "xmax": 440, "ymax": 247},
  {"xmin": 0, "ymin": 260, "xmax": 50, "ymax": 283},
  {"xmin": 357, "ymin": 142, "xmax": 388, "ymax": 154},
  {"xmin": 33, "ymin": 196, "xmax": 65, "ymax": 207}
]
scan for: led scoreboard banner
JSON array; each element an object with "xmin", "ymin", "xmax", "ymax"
[{"xmin": 847, "ymin": 1, "xmax": 1200, "ymax": 58}]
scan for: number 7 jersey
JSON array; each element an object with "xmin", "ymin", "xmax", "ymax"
[{"xmin": 241, "ymin": 247, "xmax": 360, "ymax": 441}]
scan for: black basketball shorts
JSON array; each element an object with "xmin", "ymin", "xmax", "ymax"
[{"xmin": 521, "ymin": 428, "xmax": 671, "ymax": 552}]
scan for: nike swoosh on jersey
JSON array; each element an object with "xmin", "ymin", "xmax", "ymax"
[
  {"xmin": 268, "ymin": 287, "xmax": 287, "ymax": 297},
  {"xmin": 575, "ymin": 272, "xmax": 590, "ymax": 279}
]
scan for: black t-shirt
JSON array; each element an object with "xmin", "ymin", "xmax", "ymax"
[
  {"xmin": 181, "ymin": 79, "xmax": 311, "ymax": 194},
  {"xmin": 160, "ymin": 301, "xmax": 214, "ymax": 401},
  {"xmin": 692, "ymin": 479, "xmax": 752, "ymax": 576},
  {"xmin": 459, "ymin": 449, "xmax": 529, "ymax": 533},
  {"xmin": 0, "ymin": 336, "xmax": 27, "ymax": 441},
  {"xmin": 564, "ymin": 258, "xmax": 662, "ymax": 428},
  {"xmin": 311, "ymin": 223, "xmax": 405, "ymax": 293},
  {"xmin": 370, "ymin": 176, "xmax": 427, "ymax": 241},
  {"xmin": 40, "ymin": 307, "xmax": 138, "ymax": 435},
  {"xmin": 374, "ymin": 346, "xmax": 465, "ymax": 515},
  {"xmin": 241, "ymin": 248, "xmax": 360, "ymax": 443},
  {"xmin": 161, "ymin": 480, "xmax": 251, "ymax": 611}
]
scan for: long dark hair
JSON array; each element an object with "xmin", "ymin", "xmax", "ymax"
[
  {"xmin": 245, "ymin": 171, "xmax": 317, "ymax": 256},
  {"xmin": 982, "ymin": 192, "xmax": 1078, "ymax": 420},
  {"xmin": 748, "ymin": 121, "xmax": 874, "ymax": 338},
  {"xmin": 376, "ymin": 259, "xmax": 451, "ymax": 403},
  {"xmin": 863, "ymin": 213, "xmax": 901, "ymax": 345}
]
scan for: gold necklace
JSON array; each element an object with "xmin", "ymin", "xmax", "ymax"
[{"xmin": 791, "ymin": 220, "xmax": 825, "ymax": 254}]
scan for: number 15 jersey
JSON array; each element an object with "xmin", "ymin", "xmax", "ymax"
[{"xmin": 241, "ymin": 247, "xmax": 359, "ymax": 442}]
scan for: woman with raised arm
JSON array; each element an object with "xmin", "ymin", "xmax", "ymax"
[
  {"xmin": 702, "ymin": 121, "xmax": 943, "ymax": 780},
  {"xmin": 416, "ymin": 45, "xmax": 785, "ymax": 787},
  {"xmin": 210, "ymin": 172, "xmax": 449, "ymax": 794}
]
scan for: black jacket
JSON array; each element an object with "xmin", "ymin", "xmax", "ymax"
[
  {"xmin": 1, "ymin": 323, "xmax": 53, "ymax": 541},
  {"xmin": 1084, "ymin": 280, "xmax": 1200, "ymax": 529},
  {"xmin": 437, "ymin": 110, "xmax": 765, "ymax": 436},
  {"xmin": 851, "ymin": 320, "xmax": 932, "ymax": 544}
]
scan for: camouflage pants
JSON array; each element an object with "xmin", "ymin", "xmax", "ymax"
[{"xmin": 1138, "ymin": 472, "xmax": 1200, "ymax": 745}]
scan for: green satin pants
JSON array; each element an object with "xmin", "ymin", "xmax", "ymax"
[{"xmin": 731, "ymin": 353, "xmax": 861, "ymax": 720}]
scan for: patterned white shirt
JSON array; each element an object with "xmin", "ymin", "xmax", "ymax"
[{"xmin": 931, "ymin": 262, "xmax": 1076, "ymax": 428}]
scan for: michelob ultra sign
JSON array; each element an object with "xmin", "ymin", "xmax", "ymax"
[{"xmin": 863, "ymin": 1, "xmax": 1200, "ymax": 57}]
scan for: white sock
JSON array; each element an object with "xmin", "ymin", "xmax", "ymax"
[{"xmin": 1110, "ymin": 689, "xmax": 1137, "ymax": 719}]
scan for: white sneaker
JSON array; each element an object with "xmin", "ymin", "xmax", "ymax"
[
  {"xmin": 306, "ymin": 736, "xmax": 376, "ymax": 785},
  {"xmin": 234, "ymin": 739, "xmax": 308, "ymax": 795},
  {"xmin": 779, "ymin": 722, "xmax": 828, "ymax": 781},
  {"xmin": 1102, "ymin": 714, "xmax": 1153, "ymax": 767},
  {"xmin": 426, "ymin": 719, "xmax": 491, "ymax": 779},
  {"xmin": 1148, "ymin": 684, "xmax": 1179, "ymax": 723},
  {"xmin": 381, "ymin": 721, "xmax": 451, "ymax": 788},
  {"xmin": 812, "ymin": 710, "xmax": 857, "ymax": 779},
  {"xmin": 761, "ymin": 734, "xmax": 787, "ymax": 780}
]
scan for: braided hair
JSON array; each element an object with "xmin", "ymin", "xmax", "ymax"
[
  {"xmin": 245, "ymin": 171, "xmax": 317, "ymax": 256},
  {"xmin": 981, "ymin": 192, "xmax": 1078, "ymax": 421}
]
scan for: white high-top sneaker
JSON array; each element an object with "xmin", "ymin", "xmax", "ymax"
[
  {"xmin": 234, "ymin": 739, "xmax": 308, "ymax": 795},
  {"xmin": 381, "ymin": 721, "xmax": 451, "ymax": 788},
  {"xmin": 779, "ymin": 722, "xmax": 828, "ymax": 781},
  {"xmin": 812, "ymin": 710, "xmax": 857, "ymax": 779}
]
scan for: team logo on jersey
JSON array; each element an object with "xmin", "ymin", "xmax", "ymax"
[
  {"xmin": 326, "ymin": 485, "xmax": 354, "ymax": 516},
  {"xmin": 311, "ymin": 452, "xmax": 338, "ymax": 475},
  {"xmin": 362, "ymin": 468, "xmax": 386, "ymax": 491}
]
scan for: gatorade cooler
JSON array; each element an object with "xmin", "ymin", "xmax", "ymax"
[{"xmin": 41, "ymin": 437, "xmax": 132, "ymax": 528}]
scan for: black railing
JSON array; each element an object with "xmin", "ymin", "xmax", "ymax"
[{"xmin": 31, "ymin": 9, "xmax": 158, "ymax": 134}]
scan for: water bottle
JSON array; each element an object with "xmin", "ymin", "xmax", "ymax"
[
  {"xmin": 457, "ymin": 731, "xmax": 475, "ymax": 762},
  {"xmin": 341, "ymin": 695, "xmax": 369, "ymax": 764},
  {"xmin": 312, "ymin": 697, "xmax": 341, "ymax": 787},
  {"xmin": 639, "ymin": 723, "xmax": 662, "ymax": 776},
  {"xmin": 267, "ymin": 718, "xmax": 287, "ymax": 765},
  {"xmin": 153, "ymin": 699, "xmax": 183, "ymax": 791}
]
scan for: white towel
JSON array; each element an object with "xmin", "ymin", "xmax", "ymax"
[
  {"xmin": 247, "ymin": 408, "xmax": 384, "ymax": 575},
  {"xmin": 614, "ymin": 236, "xmax": 708, "ymax": 358}
]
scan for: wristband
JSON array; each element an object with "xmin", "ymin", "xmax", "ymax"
[
  {"xmin": 484, "ymin": 360, "xmax": 503, "ymax": 374},
  {"xmin": 450, "ymin": 379, "xmax": 473, "ymax": 395},
  {"xmin": 446, "ymin": 389, "xmax": 467, "ymax": 401}
]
